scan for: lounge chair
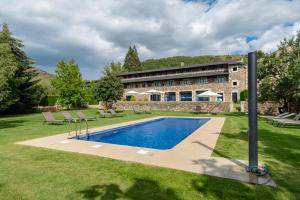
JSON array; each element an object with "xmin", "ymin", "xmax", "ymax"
[
  {"xmin": 192, "ymin": 106, "xmax": 202, "ymax": 114},
  {"xmin": 211, "ymin": 107, "xmax": 221, "ymax": 115},
  {"xmin": 42, "ymin": 112, "xmax": 64, "ymax": 124},
  {"xmin": 108, "ymin": 109, "xmax": 125, "ymax": 117},
  {"xmin": 142, "ymin": 105, "xmax": 152, "ymax": 114},
  {"xmin": 270, "ymin": 113, "xmax": 297, "ymax": 124},
  {"xmin": 62, "ymin": 111, "xmax": 80, "ymax": 123},
  {"xmin": 76, "ymin": 111, "xmax": 96, "ymax": 121},
  {"xmin": 273, "ymin": 113, "xmax": 300, "ymax": 127},
  {"xmin": 260, "ymin": 112, "xmax": 289, "ymax": 121},
  {"xmin": 133, "ymin": 105, "xmax": 143, "ymax": 114},
  {"xmin": 98, "ymin": 110, "xmax": 113, "ymax": 118}
]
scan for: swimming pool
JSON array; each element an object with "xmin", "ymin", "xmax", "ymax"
[{"xmin": 76, "ymin": 117, "xmax": 210, "ymax": 150}]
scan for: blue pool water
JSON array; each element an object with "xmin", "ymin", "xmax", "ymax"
[{"xmin": 76, "ymin": 118, "xmax": 210, "ymax": 150}]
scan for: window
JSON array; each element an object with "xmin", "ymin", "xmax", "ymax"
[
  {"xmin": 196, "ymin": 90, "xmax": 209, "ymax": 102},
  {"xmin": 232, "ymin": 92, "xmax": 238, "ymax": 103},
  {"xmin": 154, "ymin": 81, "xmax": 161, "ymax": 87},
  {"xmin": 126, "ymin": 96, "xmax": 132, "ymax": 101},
  {"xmin": 199, "ymin": 77, "xmax": 208, "ymax": 84},
  {"xmin": 182, "ymin": 79, "xmax": 190, "ymax": 85},
  {"xmin": 232, "ymin": 81, "xmax": 238, "ymax": 87},
  {"xmin": 217, "ymin": 92, "xmax": 224, "ymax": 102},
  {"xmin": 135, "ymin": 83, "xmax": 139, "ymax": 88},
  {"xmin": 165, "ymin": 92, "xmax": 176, "ymax": 101},
  {"xmin": 232, "ymin": 67, "xmax": 238, "ymax": 72},
  {"xmin": 142, "ymin": 83, "xmax": 146, "ymax": 88},
  {"xmin": 180, "ymin": 91, "xmax": 192, "ymax": 101},
  {"xmin": 216, "ymin": 76, "xmax": 225, "ymax": 83},
  {"xmin": 168, "ymin": 80, "xmax": 174, "ymax": 86},
  {"xmin": 150, "ymin": 94, "xmax": 161, "ymax": 101}
]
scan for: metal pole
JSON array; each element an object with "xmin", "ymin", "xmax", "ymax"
[{"xmin": 248, "ymin": 51, "xmax": 258, "ymax": 170}]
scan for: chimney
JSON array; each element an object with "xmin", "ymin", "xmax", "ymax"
[{"xmin": 180, "ymin": 62, "xmax": 184, "ymax": 67}]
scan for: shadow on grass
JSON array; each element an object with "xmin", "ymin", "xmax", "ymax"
[
  {"xmin": 0, "ymin": 119, "xmax": 26, "ymax": 129},
  {"xmin": 191, "ymin": 176, "xmax": 276, "ymax": 200},
  {"xmin": 78, "ymin": 178, "xmax": 181, "ymax": 200}
]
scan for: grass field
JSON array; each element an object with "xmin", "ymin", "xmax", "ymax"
[{"xmin": 0, "ymin": 109, "xmax": 299, "ymax": 199}]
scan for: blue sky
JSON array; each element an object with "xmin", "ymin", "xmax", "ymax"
[{"xmin": 0, "ymin": 0, "xmax": 299, "ymax": 80}]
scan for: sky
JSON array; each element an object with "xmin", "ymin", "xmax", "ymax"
[{"xmin": 0, "ymin": 0, "xmax": 300, "ymax": 80}]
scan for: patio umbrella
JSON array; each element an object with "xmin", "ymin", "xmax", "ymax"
[
  {"xmin": 126, "ymin": 90, "xmax": 139, "ymax": 95},
  {"xmin": 197, "ymin": 91, "xmax": 222, "ymax": 97},
  {"xmin": 146, "ymin": 89, "xmax": 164, "ymax": 94},
  {"xmin": 139, "ymin": 92, "xmax": 149, "ymax": 95}
]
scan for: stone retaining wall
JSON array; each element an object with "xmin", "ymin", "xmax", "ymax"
[
  {"xmin": 113, "ymin": 101, "xmax": 231, "ymax": 112},
  {"xmin": 241, "ymin": 101, "xmax": 280, "ymax": 115}
]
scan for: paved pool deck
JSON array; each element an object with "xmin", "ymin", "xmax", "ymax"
[{"xmin": 16, "ymin": 116, "xmax": 276, "ymax": 187}]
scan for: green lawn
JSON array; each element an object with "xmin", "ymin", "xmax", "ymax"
[{"xmin": 0, "ymin": 109, "xmax": 299, "ymax": 200}]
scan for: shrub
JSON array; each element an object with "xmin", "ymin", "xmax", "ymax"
[
  {"xmin": 47, "ymin": 96, "xmax": 59, "ymax": 106},
  {"xmin": 240, "ymin": 90, "xmax": 248, "ymax": 101}
]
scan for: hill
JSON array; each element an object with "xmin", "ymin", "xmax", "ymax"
[
  {"xmin": 140, "ymin": 55, "xmax": 243, "ymax": 70},
  {"xmin": 28, "ymin": 67, "xmax": 54, "ymax": 81}
]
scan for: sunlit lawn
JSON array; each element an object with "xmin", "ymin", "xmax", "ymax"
[{"xmin": 0, "ymin": 109, "xmax": 299, "ymax": 199}]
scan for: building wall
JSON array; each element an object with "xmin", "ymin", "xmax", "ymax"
[{"xmin": 123, "ymin": 64, "xmax": 247, "ymax": 103}]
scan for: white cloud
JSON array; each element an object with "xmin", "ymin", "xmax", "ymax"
[{"xmin": 0, "ymin": 0, "xmax": 299, "ymax": 79}]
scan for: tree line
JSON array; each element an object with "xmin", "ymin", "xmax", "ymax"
[{"xmin": 1, "ymin": 22, "xmax": 299, "ymax": 113}]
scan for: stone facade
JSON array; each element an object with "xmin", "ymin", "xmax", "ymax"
[
  {"xmin": 114, "ymin": 101, "xmax": 231, "ymax": 112},
  {"xmin": 121, "ymin": 61, "xmax": 247, "ymax": 103}
]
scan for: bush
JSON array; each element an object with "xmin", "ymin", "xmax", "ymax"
[
  {"xmin": 240, "ymin": 90, "xmax": 248, "ymax": 101},
  {"xmin": 47, "ymin": 96, "xmax": 59, "ymax": 106},
  {"xmin": 130, "ymin": 96, "xmax": 135, "ymax": 101}
]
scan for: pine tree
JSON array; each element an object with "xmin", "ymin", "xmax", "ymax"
[
  {"xmin": 123, "ymin": 45, "xmax": 141, "ymax": 71},
  {"xmin": 0, "ymin": 43, "xmax": 18, "ymax": 111},
  {"xmin": 0, "ymin": 23, "xmax": 41, "ymax": 113}
]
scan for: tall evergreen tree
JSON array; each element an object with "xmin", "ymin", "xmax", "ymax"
[
  {"xmin": 0, "ymin": 43, "xmax": 18, "ymax": 111},
  {"xmin": 0, "ymin": 23, "xmax": 41, "ymax": 113},
  {"xmin": 123, "ymin": 45, "xmax": 141, "ymax": 71}
]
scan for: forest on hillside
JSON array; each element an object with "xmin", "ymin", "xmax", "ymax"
[{"xmin": 140, "ymin": 55, "xmax": 243, "ymax": 70}]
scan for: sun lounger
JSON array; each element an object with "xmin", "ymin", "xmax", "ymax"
[
  {"xmin": 108, "ymin": 109, "xmax": 125, "ymax": 117},
  {"xmin": 62, "ymin": 111, "xmax": 80, "ymax": 123},
  {"xmin": 142, "ymin": 106, "xmax": 152, "ymax": 114},
  {"xmin": 42, "ymin": 112, "xmax": 64, "ymax": 124},
  {"xmin": 76, "ymin": 111, "xmax": 96, "ymax": 121},
  {"xmin": 260, "ymin": 112, "xmax": 289, "ymax": 121},
  {"xmin": 98, "ymin": 110, "xmax": 112, "ymax": 118},
  {"xmin": 270, "ymin": 113, "xmax": 297, "ymax": 124},
  {"xmin": 192, "ymin": 106, "xmax": 202, "ymax": 114},
  {"xmin": 133, "ymin": 105, "xmax": 143, "ymax": 114},
  {"xmin": 273, "ymin": 113, "xmax": 300, "ymax": 127},
  {"xmin": 211, "ymin": 107, "xmax": 221, "ymax": 115}
]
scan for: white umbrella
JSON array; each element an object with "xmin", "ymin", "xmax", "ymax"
[
  {"xmin": 197, "ymin": 91, "xmax": 222, "ymax": 97},
  {"xmin": 139, "ymin": 92, "xmax": 149, "ymax": 95},
  {"xmin": 145, "ymin": 89, "xmax": 164, "ymax": 94},
  {"xmin": 126, "ymin": 90, "xmax": 139, "ymax": 95}
]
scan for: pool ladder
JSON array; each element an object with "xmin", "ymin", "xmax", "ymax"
[{"xmin": 68, "ymin": 119, "xmax": 89, "ymax": 138}]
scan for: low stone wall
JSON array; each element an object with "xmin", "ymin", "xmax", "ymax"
[
  {"xmin": 113, "ymin": 101, "xmax": 231, "ymax": 112},
  {"xmin": 241, "ymin": 101, "xmax": 280, "ymax": 115}
]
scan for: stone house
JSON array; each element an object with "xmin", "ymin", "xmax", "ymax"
[{"xmin": 120, "ymin": 61, "xmax": 247, "ymax": 103}]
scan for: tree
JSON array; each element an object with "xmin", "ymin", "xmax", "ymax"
[
  {"xmin": 123, "ymin": 45, "xmax": 141, "ymax": 71},
  {"xmin": 103, "ymin": 61, "xmax": 123, "ymax": 76},
  {"xmin": 52, "ymin": 60, "xmax": 89, "ymax": 108},
  {"xmin": 0, "ymin": 23, "xmax": 42, "ymax": 113},
  {"xmin": 0, "ymin": 43, "xmax": 18, "ymax": 111},
  {"xmin": 258, "ymin": 32, "xmax": 300, "ymax": 111},
  {"xmin": 94, "ymin": 63, "xmax": 124, "ymax": 109}
]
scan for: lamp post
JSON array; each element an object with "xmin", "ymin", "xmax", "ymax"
[{"xmin": 248, "ymin": 51, "xmax": 258, "ymax": 170}]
